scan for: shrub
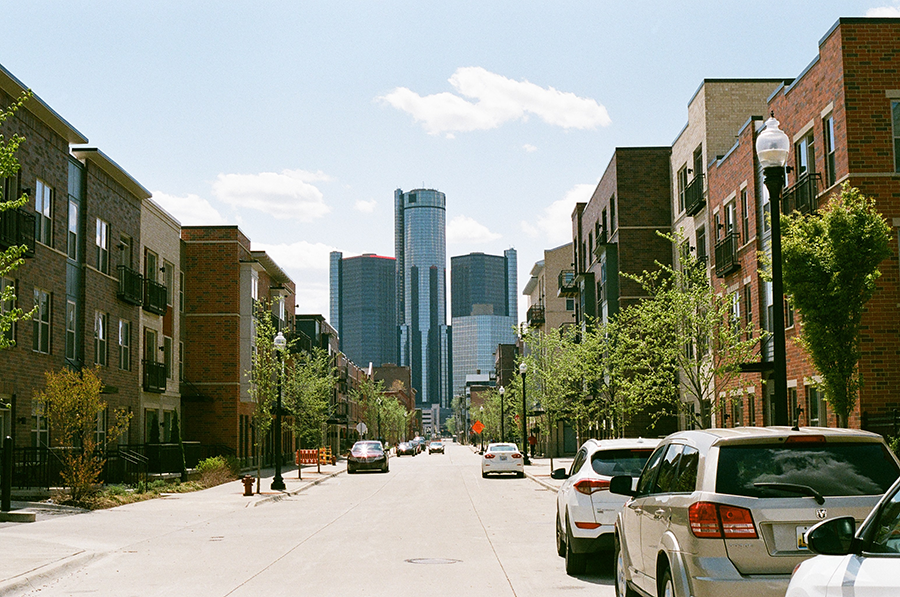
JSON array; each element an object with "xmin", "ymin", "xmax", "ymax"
[{"xmin": 196, "ymin": 455, "xmax": 239, "ymax": 487}]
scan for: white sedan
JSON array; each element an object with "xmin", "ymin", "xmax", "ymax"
[
  {"xmin": 552, "ymin": 437, "xmax": 660, "ymax": 575},
  {"xmin": 481, "ymin": 443, "xmax": 524, "ymax": 478},
  {"xmin": 786, "ymin": 474, "xmax": 900, "ymax": 597}
]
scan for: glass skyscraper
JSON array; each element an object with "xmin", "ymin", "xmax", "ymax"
[
  {"xmin": 394, "ymin": 188, "xmax": 451, "ymax": 414},
  {"xmin": 329, "ymin": 252, "xmax": 397, "ymax": 368},
  {"xmin": 450, "ymin": 249, "xmax": 518, "ymax": 399}
]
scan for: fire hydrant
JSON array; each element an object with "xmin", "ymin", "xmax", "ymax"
[{"xmin": 242, "ymin": 475, "xmax": 254, "ymax": 496}]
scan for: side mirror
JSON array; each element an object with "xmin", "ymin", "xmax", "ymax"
[
  {"xmin": 610, "ymin": 475, "xmax": 636, "ymax": 497},
  {"xmin": 806, "ymin": 516, "xmax": 857, "ymax": 555},
  {"xmin": 550, "ymin": 467, "xmax": 569, "ymax": 480}
]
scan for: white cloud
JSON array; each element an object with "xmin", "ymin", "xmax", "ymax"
[
  {"xmin": 252, "ymin": 240, "xmax": 337, "ymax": 272},
  {"xmin": 447, "ymin": 215, "xmax": 502, "ymax": 244},
  {"xmin": 355, "ymin": 199, "xmax": 377, "ymax": 213},
  {"xmin": 379, "ymin": 67, "xmax": 611, "ymax": 135},
  {"xmin": 866, "ymin": 3, "xmax": 900, "ymax": 16},
  {"xmin": 521, "ymin": 183, "xmax": 595, "ymax": 244},
  {"xmin": 523, "ymin": 144, "xmax": 538, "ymax": 153},
  {"xmin": 212, "ymin": 169, "xmax": 331, "ymax": 221},
  {"xmin": 151, "ymin": 191, "xmax": 227, "ymax": 226}
]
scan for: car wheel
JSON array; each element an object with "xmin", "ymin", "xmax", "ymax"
[
  {"xmin": 565, "ymin": 516, "xmax": 587, "ymax": 575},
  {"xmin": 517, "ymin": 471, "xmax": 525, "ymax": 478},
  {"xmin": 615, "ymin": 536, "xmax": 638, "ymax": 597},
  {"xmin": 482, "ymin": 471, "xmax": 488, "ymax": 478},
  {"xmin": 347, "ymin": 466, "xmax": 355, "ymax": 474},
  {"xmin": 660, "ymin": 566, "xmax": 674, "ymax": 597},
  {"xmin": 555, "ymin": 515, "xmax": 566, "ymax": 557}
]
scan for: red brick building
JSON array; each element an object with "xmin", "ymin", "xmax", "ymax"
[{"xmin": 708, "ymin": 17, "xmax": 900, "ymax": 433}]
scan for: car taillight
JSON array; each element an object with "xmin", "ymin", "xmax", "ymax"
[
  {"xmin": 574, "ymin": 522, "xmax": 601, "ymax": 529},
  {"xmin": 574, "ymin": 479, "xmax": 611, "ymax": 495},
  {"xmin": 484, "ymin": 453, "xmax": 495, "ymax": 459},
  {"xmin": 511, "ymin": 453, "xmax": 523, "ymax": 459},
  {"xmin": 689, "ymin": 502, "xmax": 757, "ymax": 539}
]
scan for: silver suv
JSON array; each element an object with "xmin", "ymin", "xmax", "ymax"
[{"xmin": 610, "ymin": 427, "xmax": 900, "ymax": 597}]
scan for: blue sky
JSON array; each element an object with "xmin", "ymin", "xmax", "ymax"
[{"xmin": 2, "ymin": 1, "xmax": 898, "ymax": 320}]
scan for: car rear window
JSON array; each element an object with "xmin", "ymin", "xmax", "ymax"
[
  {"xmin": 716, "ymin": 442, "xmax": 900, "ymax": 498},
  {"xmin": 591, "ymin": 449, "xmax": 655, "ymax": 477},
  {"xmin": 491, "ymin": 445, "xmax": 516, "ymax": 452}
]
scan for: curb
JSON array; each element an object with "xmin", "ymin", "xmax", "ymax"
[
  {"xmin": 524, "ymin": 471, "xmax": 560, "ymax": 492},
  {"xmin": 247, "ymin": 468, "xmax": 345, "ymax": 507},
  {"xmin": 0, "ymin": 551, "xmax": 97, "ymax": 597}
]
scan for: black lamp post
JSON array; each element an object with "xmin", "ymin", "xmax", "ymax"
[
  {"xmin": 519, "ymin": 362, "xmax": 530, "ymax": 465},
  {"xmin": 755, "ymin": 113, "xmax": 791, "ymax": 427},
  {"xmin": 498, "ymin": 386, "xmax": 505, "ymax": 442},
  {"xmin": 271, "ymin": 331, "xmax": 287, "ymax": 491},
  {"xmin": 479, "ymin": 405, "xmax": 485, "ymax": 453}
]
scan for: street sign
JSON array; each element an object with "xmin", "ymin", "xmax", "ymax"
[
  {"xmin": 356, "ymin": 421, "xmax": 367, "ymax": 435},
  {"xmin": 472, "ymin": 421, "xmax": 485, "ymax": 434}
]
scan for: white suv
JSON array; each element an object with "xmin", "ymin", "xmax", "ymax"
[{"xmin": 553, "ymin": 437, "xmax": 660, "ymax": 574}]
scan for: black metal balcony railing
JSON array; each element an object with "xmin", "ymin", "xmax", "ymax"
[
  {"xmin": 684, "ymin": 174, "xmax": 706, "ymax": 217},
  {"xmin": 715, "ymin": 232, "xmax": 741, "ymax": 278},
  {"xmin": 558, "ymin": 269, "xmax": 578, "ymax": 297},
  {"xmin": 0, "ymin": 207, "xmax": 36, "ymax": 257},
  {"xmin": 117, "ymin": 265, "xmax": 144, "ymax": 305},
  {"xmin": 526, "ymin": 304, "xmax": 545, "ymax": 325},
  {"xmin": 142, "ymin": 359, "xmax": 167, "ymax": 393},
  {"xmin": 143, "ymin": 279, "xmax": 167, "ymax": 315},
  {"xmin": 782, "ymin": 172, "xmax": 821, "ymax": 216}
]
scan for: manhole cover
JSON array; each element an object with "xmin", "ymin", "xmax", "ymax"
[{"xmin": 405, "ymin": 558, "xmax": 461, "ymax": 565}]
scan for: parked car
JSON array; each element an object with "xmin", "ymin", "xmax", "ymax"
[
  {"xmin": 552, "ymin": 437, "xmax": 661, "ymax": 574},
  {"xmin": 786, "ymin": 474, "xmax": 900, "ymax": 597},
  {"xmin": 482, "ymin": 442, "xmax": 524, "ymax": 478},
  {"xmin": 609, "ymin": 427, "xmax": 900, "ymax": 597},
  {"xmin": 397, "ymin": 442, "xmax": 415, "ymax": 456},
  {"xmin": 347, "ymin": 440, "xmax": 389, "ymax": 474},
  {"xmin": 428, "ymin": 441, "xmax": 444, "ymax": 454}
]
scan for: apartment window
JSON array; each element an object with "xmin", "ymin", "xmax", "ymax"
[
  {"xmin": 163, "ymin": 410, "xmax": 175, "ymax": 443},
  {"xmin": 696, "ymin": 226, "xmax": 707, "ymax": 262},
  {"xmin": 179, "ymin": 340, "xmax": 184, "ymax": 381},
  {"xmin": 65, "ymin": 300, "xmax": 76, "ymax": 361},
  {"xmin": 34, "ymin": 179, "xmax": 53, "ymax": 246},
  {"xmin": 95, "ymin": 410, "xmax": 107, "ymax": 448},
  {"xmin": 788, "ymin": 387, "xmax": 799, "ymax": 425},
  {"xmin": 145, "ymin": 250, "xmax": 158, "ymax": 283},
  {"xmin": 807, "ymin": 385, "xmax": 826, "ymax": 426},
  {"xmin": 145, "ymin": 409, "xmax": 160, "ymax": 443},
  {"xmin": 609, "ymin": 195, "xmax": 616, "ymax": 232},
  {"xmin": 1, "ymin": 277, "xmax": 15, "ymax": 346},
  {"xmin": 566, "ymin": 298, "xmax": 575, "ymax": 311},
  {"xmin": 164, "ymin": 336, "xmax": 173, "ymax": 379},
  {"xmin": 32, "ymin": 288, "xmax": 50, "ymax": 354},
  {"xmin": 824, "ymin": 114, "xmax": 837, "ymax": 186},
  {"xmin": 179, "ymin": 271, "xmax": 184, "ymax": 312},
  {"xmin": 693, "ymin": 145, "xmax": 704, "ymax": 179},
  {"xmin": 785, "ymin": 296, "xmax": 794, "ymax": 329},
  {"xmin": 740, "ymin": 188, "xmax": 750, "ymax": 242},
  {"xmin": 587, "ymin": 232, "xmax": 594, "ymax": 262},
  {"xmin": 163, "ymin": 260, "xmax": 175, "ymax": 306},
  {"xmin": 732, "ymin": 394, "xmax": 743, "ymax": 427},
  {"xmin": 31, "ymin": 407, "xmax": 48, "ymax": 448},
  {"xmin": 251, "ymin": 273, "xmax": 259, "ymax": 301},
  {"xmin": 144, "ymin": 328, "xmax": 158, "ymax": 363},
  {"xmin": 118, "ymin": 235, "xmax": 133, "ymax": 268},
  {"xmin": 714, "ymin": 213, "xmax": 721, "ymax": 241},
  {"xmin": 743, "ymin": 284, "xmax": 753, "ymax": 340},
  {"xmin": 67, "ymin": 201, "xmax": 78, "ymax": 260},
  {"xmin": 677, "ymin": 166, "xmax": 688, "ymax": 213},
  {"xmin": 892, "ymin": 101, "xmax": 900, "ymax": 173},
  {"xmin": 94, "ymin": 311, "xmax": 108, "ymax": 366},
  {"xmin": 95, "ymin": 219, "xmax": 109, "ymax": 274},
  {"xmin": 748, "ymin": 392, "xmax": 756, "ymax": 426},
  {"xmin": 119, "ymin": 320, "xmax": 131, "ymax": 371},
  {"xmin": 795, "ymin": 131, "xmax": 816, "ymax": 178},
  {"xmin": 725, "ymin": 201, "xmax": 736, "ymax": 236}
]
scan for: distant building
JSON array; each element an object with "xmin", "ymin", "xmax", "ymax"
[
  {"xmin": 329, "ymin": 251, "xmax": 397, "ymax": 368},
  {"xmin": 523, "ymin": 243, "xmax": 576, "ymax": 332},
  {"xmin": 394, "ymin": 188, "xmax": 451, "ymax": 425},
  {"xmin": 450, "ymin": 250, "xmax": 518, "ymax": 399}
]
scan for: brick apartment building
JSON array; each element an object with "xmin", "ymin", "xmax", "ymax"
[
  {"xmin": 707, "ymin": 17, "xmax": 900, "ymax": 434},
  {"xmin": 180, "ymin": 226, "xmax": 296, "ymax": 466},
  {"xmin": 523, "ymin": 242, "xmax": 576, "ymax": 332}
]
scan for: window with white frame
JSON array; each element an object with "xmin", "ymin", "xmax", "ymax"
[
  {"xmin": 677, "ymin": 165, "xmax": 688, "ymax": 213},
  {"xmin": 95, "ymin": 219, "xmax": 109, "ymax": 274},
  {"xmin": 67, "ymin": 201, "xmax": 78, "ymax": 260},
  {"xmin": 35, "ymin": 179, "xmax": 53, "ymax": 246},
  {"xmin": 824, "ymin": 113, "xmax": 837, "ymax": 186},
  {"xmin": 795, "ymin": 131, "xmax": 816, "ymax": 178},
  {"xmin": 31, "ymin": 404, "xmax": 48, "ymax": 448},
  {"xmin": 145, "ymin": 250, "xmax": 158, "ymax": 283},
  {"xmin": 32, "ymin": 288, "xmax": 50, "ymax": 354},
  {"xmin": 94, "ymin": 311, "xmax": 108, "ymax": 366},
  {"xmin": 119, "ymin": 320, "xmax": 131, "ymax": 371},
  {"xmin": 65, "ymin": 300, "xmax": 76, "ymax": 361},
  {"xmin": 740, "ymin": 188, "xmax": 750, "ymax": 242},
  {"xmin": 163, "ymin": 260, "xmax": 174, "ymax": 306}
]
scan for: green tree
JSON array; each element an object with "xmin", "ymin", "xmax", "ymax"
[
  {"xmin": 247, "ymin": 302, "xmax": 280, "ymax": 489},
  {"xmin": 36, "ymin": 367, "xmax": 132, "ymax": 504},
  {"xmin": 284, "ymin": 345, "xmax": 336, "ymax": 448},
  {"xmin": 0, "ymin": 91, "xmax": 34, "ymax": 351},
  {"xmin": 781, "ymin": 184, "xmax": 892, "ymax": 427}
]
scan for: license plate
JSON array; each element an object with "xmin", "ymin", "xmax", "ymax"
[
  {"xmin": 500, "ymin": 455, "xmax": 507, "ymax": 461},
  {"xmin": 796, "ymin": 526, "xmax": 810, "ymax": 550}
]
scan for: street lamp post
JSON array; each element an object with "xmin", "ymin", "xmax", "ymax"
[
  {"xmin": 519, "ymin": 362, "xmax": 530, "ymax": 465},
  {"xmin": 271, "ymin": 331, "xmax": 287, "ymax": 491},
  {"xmin": 756, "ymin": 113, "xmax": 791, "ymax": 426},
  {"xmin": 479, "ymin": 405, "xmax": 485, "ymax": 453},
  {"xmin": 498, "ymin": 386, "xmax": 505, "ymax": 443}
]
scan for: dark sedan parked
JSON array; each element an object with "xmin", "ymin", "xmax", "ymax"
[{"xmin": 347, "ymin": 440, "xmax": 389, "ymax": 473}]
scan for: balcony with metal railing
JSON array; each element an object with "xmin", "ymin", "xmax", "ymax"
[
  {"xmin": 117, "ymin": 265, "xmax": 144, "ymax": 305},
  {"xmin": 557, "ymin": 269, "xmax": 578, "ymax": 297},
  {"xmin": 714, "ymin": 232, "xmax": 741, "ymax": 278},
  {"xmin": 526, "ymin": 304, "xmax": 545, "ymax": 325},
  {"xmin": 0, "ymin": 207, "xmax": 36, "ymax": 257},
  {"xmin": 782, "ymin": 172, "xmax": 821, "ymax": 216},
  {"xmin": 142, "ymin": 359, "xmax": 167, "ymax": 393},
  {"xmin": 143, "ymin": 279, "xmax": 167, "ymax": 315},
  {"xmin": 684, "ymin": 174, "xmax": 705, "ymax": 217}
]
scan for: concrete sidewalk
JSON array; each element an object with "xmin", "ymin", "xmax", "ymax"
[{"xmin": 0, "ymin": 460, "xmax": 345, "ymax": 596}]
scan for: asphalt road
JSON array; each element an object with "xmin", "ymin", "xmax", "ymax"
[{"xmin": 7, "ymin": 442, "xmax": 615, "ymax": 596}]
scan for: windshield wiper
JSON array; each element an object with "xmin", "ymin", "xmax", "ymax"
[{"xmin": 753, "ymin": 482, "xmax": 825, "ymax": 505}]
